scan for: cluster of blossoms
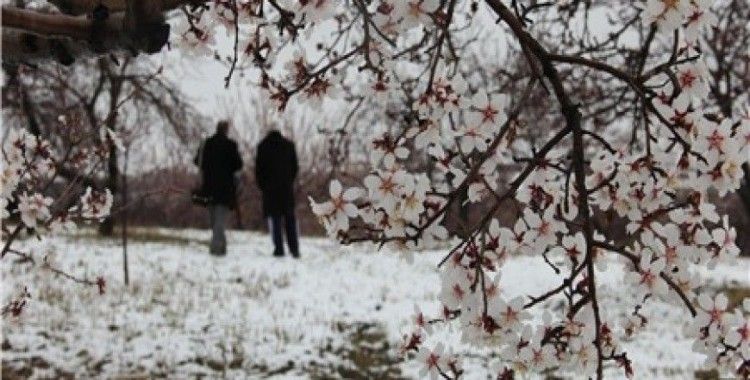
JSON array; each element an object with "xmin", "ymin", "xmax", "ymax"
[
  {"xmin": 2, "ymin": 127, "xmax": 114, "ymax": 245},
  {"xmin": 2, "ymin": 128, "xmax": 57, "ymax": 231},
  {"xmin": 2, "ymin": 128, "xmax": 115, "ymax": 230},
  {"xmin": 25, "ymin": 0, "xmax": 744, "ymax": 377},
  {"xmin": 171, "ymin": 0, "xmax": 453, "ymax": 110},
  {"xmin": 304, "ymin": 0, "xmax": 750, "ymax": 378},
  {"xmin": 172, "ymin": 0, "xmax": 264, "ymax": 58},
  {"xmin": 2, "ymin": 0, "xmax": 746, "ymax": 375},
  {"xmin": 371, "ymin": 0, "xmax": 441, "ymax": 34},
  {"xmin": 79, "ymin": 187, "xmax": 114, "ymax": 220},
  {"xmin": 691, "ymin": 295, "xmax": 750, "ymax": 375},
  {"xmin": 2, "ymin": 124, "xmax": 115, "ymax": 314},
  {"xmin": 643, "ymin": 0, "xmax": 717, "ymax": 43}
]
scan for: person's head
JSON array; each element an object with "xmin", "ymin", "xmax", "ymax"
[
  {"xmin": 216, "ymin": 120, "xmax": 231, "ymax": 136},
  {"xmin": 267, "ymin": 129, "xmax": 282, "ymax": 138}
]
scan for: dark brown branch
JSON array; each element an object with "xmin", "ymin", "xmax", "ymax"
[{"xmin": 2, "ymin": 2, "xmax": 170, "ymax": 64}]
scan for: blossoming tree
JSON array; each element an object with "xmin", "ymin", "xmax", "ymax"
[
  {"xmin": 2, "ymin": 0, "xmax": 750, "ymax": 378},
  {"xmin": 1, "ymin": 125, "xmax": 113, "ymax": 305}
]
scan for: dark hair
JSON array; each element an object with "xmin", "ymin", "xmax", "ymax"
[{"xmin": 216, "ymin": 120, "xmax": 230, "ymax": 135}]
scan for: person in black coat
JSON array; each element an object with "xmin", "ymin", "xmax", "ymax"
[
  {"xmin": 255, "ymin": 130, "xmax": 300, "ymax": 257},
  {"xmin": 195, "ymin": 121, "xmax": 243, "ymax": 255}
]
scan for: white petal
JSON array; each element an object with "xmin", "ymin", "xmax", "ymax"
[
  {"xmin": 342, "ymin": 187, "xmax": 361, "ymax": 201},
  {"xmin": 329, "ymin": 180, "xmax": 342, "ymax": 198},
  {"xmin": 697, "ymin": 293, "xmax": 713, "ymax": 311},
  {"xmin": 715, "ymin": 293, "xmax": 728, "ymax": 310},
  {"xmin": 343, "ymin": 203, "xmax": 358, "ymax": 218}
]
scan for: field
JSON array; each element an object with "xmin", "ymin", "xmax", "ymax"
[{"xmin": 2, "ymin": 228, "xmax": 748, "ymax": 379}]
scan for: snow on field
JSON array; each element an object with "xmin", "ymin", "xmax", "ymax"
[{"xmin": 2, "ymin": 228, "xmax": 748, "ymax": 379}]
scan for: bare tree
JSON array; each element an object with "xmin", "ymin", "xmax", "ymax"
[{"xmin": 3, "ymin": 53, "xmax": 203, "ymax": 234}]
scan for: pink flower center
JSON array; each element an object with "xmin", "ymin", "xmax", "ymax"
[
  {"xmin": 679, "ymin": 70, "xmax": 698, "ymax": 89},
  {"xmin": 426, "ymin": 352, "xmax": 440, "ymax": 369},
  {"xmin": 709, "ymin": 308, "xmax": 722, "ymax": 323},
  {"xmin": 640, "ymin": 270, "xmax": 655, "ymax": 287},
  {"xmin": 707, "ymin": 130, "xmax": 725, "ymax": 151},
  {"xmin": 537, "ymin": 221, "xmax": 550, "ymax": 236},
  {"xmin": 739, "ymin": 324, "xmax": 749, "ymax": 341},
  {"xmin": 687, "ymin": 10, "xmax": 704, "ymax": 24},
  {"xmin": 502, "ymin": 307, "xmax": 518, "ymax": 323},
  {"xmin": 452, "ymin": 284, "xmax": 464, "ymax": 300},
  {"xmin": 481, "ymin": 106, "xmax": 498, "ymax": 124}
]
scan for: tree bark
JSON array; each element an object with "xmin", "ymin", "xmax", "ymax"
[
  {"xmin": 1, "ymin": 1, "xmax": 173, "ymax": 64},
  {"xmin": 740, "ymin": 164, "xmax": 750, "ymax": 218},
  {"xmin": 48, "ymin": 0, "xmax": 197, "ymax": 16},
  {"xmin": 98, "ymin": 72, "xmax": 122, "ymax": 236},
  {"xmin": 98, "ymin": 139, "xmax": 118, "ymax": 235},
  {"xmin": 713, "ymin": 72, "xmax": 750, "ymax": 255}
]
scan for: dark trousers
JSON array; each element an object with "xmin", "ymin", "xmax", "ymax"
[{"xmin": 268, "ymin": 212, "xmax": 299, "ymax": 257}]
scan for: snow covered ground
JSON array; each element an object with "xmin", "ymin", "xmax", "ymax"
[{"xmin": 2, "ymin": 228, "xmax": 748, "ymax": 379}]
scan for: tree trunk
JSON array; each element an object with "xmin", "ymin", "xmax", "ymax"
[
  {"xmin": 99, "ymin": 73, "xmax": 122, "ymax": 236},
  {"xmin": 714, "ymin": 83, "xmax": 750, "ymax": 255},
  {"xmin": 739, "ymin": 164, "xmax": 750, "ymax": 219},
  {"xmin": 99, "ymin": 141, "xmax": 118, "ymax": 235}
]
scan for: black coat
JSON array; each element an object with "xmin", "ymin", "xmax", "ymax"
[
  {"xmin": 255, "ymin": 131, "xmax": 298, "ymax": 217},
  {"xmin": 195, "ymin": 133, "xmax": 243, "ymax": 208}
]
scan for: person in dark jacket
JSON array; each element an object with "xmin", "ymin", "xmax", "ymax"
[
  {"xmin": 195, "ymin": 120, "xmax": 243, "ymax": 255},
  {"xmin": 255, "ymin": 130, "xmax": 300, "ymax": 258}
]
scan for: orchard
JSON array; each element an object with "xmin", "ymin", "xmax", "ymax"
[{"xmin": 2, "ymin": 0, "xmax": 749, "ymax": 378}]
